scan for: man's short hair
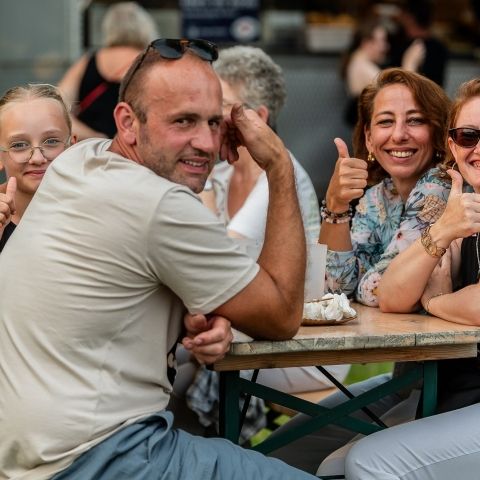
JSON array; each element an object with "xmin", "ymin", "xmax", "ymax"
[
  {"xmin": 118, "ymin": 49, "xmax": 166, "ymax": 123},
  {"xmin": 119, "ymin": 48, "xmax": 216, "ymax": 124}
]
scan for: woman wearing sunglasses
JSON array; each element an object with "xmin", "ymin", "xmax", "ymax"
[
  {"xmin": 0, "ymin": 84, "xmax": 74, "ymax": 252},
  {"xmin": 343, "ymin": 78, "xmax": 480, "ymax": 480}
]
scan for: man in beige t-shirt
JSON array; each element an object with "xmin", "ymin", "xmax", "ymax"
[{"xmin": 0, "ymin": 40, "xmax": 314, "ymax": 480}]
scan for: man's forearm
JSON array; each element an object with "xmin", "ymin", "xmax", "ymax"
[{"xmin": 259, "ymin": 152, "xmax": 306, "ymax": 322}]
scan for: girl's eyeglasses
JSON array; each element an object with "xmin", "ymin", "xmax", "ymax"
[
  {"xmin": 0, "ymin": 136, "xmax": 71, "ymax": 164},
  {"xmin": 122, "ymin": 38, "xmax": 218, "ymax": 99},
  {"xmin": 449, "ymin": 127, "xmax": 480, "ymax": 148}
]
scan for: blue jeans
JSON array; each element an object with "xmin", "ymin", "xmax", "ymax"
[{"xmin": 52, "ymin": 411, "xmax": 316, "ymax": 480}]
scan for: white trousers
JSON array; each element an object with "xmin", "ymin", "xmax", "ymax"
[
  {"xmin": 345, "ymin": 402, "xmax": 480, "ymax": 480},
  {"xmin": 269, "ymin": 374, "xmax": 400, "ymax": 474}
]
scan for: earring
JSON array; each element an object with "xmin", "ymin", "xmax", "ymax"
[{"xmin": 367, "ymin": 152, "xmax": 376, "ymax": 163}]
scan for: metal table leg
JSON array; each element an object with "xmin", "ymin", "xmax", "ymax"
[
  {"xmin": 219, "ymin": 370, "xmax": 241, "ymax": 442},
  {"xmin": 421, "ymin": 360, "xmax": 437, "ymax": 417}
]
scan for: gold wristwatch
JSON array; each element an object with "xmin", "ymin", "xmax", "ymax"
[{"xmin": 421, "ymin": 225, "xmax": 446, "ymax": 258}]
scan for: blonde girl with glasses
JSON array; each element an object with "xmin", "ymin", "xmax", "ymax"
[{"xmin": 0, "ymin": 84, "xmax": 75, "ymax": 251}]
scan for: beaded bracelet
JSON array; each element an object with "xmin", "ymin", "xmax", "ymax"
[{"xmin": 320, "ymin": 199, "xmax": 353, "ymax": 224}]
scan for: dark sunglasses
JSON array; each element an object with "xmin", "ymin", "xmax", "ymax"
[
  {"xmin": 122, "ymin": 38, "xmax": 218, "ymax": 99},
  {"xmin": 449, "ymin": 127, "xmax": 480, "ymax": 148}
]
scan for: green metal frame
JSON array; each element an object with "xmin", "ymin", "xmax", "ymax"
[{"xmin": 219, "ymin": 360, "xmax": 438, "ymax": 454}]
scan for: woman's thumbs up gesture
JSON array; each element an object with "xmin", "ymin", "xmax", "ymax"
[
  {"xmin": 435, "ymin": 169, "xmax": 480, "ymax": 243},
  {"xmin": 324, "ymin": 137, "xmax": 368, "ymax": 213}
]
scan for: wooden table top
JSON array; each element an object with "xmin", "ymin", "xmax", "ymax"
[
  {"xmin": 228, "ymin": 304, "xmax": 480, "ymax": 355},
  {"xmin": 213, "ymin": 305, "xmax": 480, "ymax": 371}
]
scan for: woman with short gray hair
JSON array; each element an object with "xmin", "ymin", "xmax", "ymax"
[{"xmin": 172, "ymin": 46, "xmax": 350, "ymax": 443}]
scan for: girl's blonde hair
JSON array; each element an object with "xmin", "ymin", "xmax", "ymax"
[{"xmin": 0, "ymin": 83, "xmax": 72, "ymax": 134}]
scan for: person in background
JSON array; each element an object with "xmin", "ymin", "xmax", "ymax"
[
  {"xmin": 269, "ymin": 68, "xmax": 451, "ymax": 476},
  {"xmin": 58, "ymin": 2, "xmax": 158, "ymax": 140},
  {"xmin": 207, "ymin": 46, "xmax": 320, "ymax": 243},
  {"xmin": 0, "ymin": 38, "xmax": 316, "ymax": 480},
  {"xmin": 344, "ymin": 78, "xmax": 480, "ymax": 480},
  {"xmin": 389, "ymin": 0, "xmax": 448, "ymax": 87},
  {"xmin": 0, "ymin": 84, "xmax": 75, "ymax": 252},
  {"xmin": 341, "ymin": 18, "xmax": 389, "ymax": 127},
  {"xmin": 173, "ymin": 46, "xmax": 348, "ymax": 442},
  {"xmin": 211, "ymin": 43, "xmax": 349, "ymax": 393},
  {"xmin": 341, "ymin": 16, "xmax": 424, "ymax": 127}
]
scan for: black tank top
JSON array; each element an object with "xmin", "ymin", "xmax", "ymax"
[
  {"xmin": 436, "ymin": 234, "xmax": 480, "ymax": 413},
  {"xmin": 77, "ymin": 53, "xmax": 120, "ymax": 138},
  {"xmin": 460, "ymin": 234, "xmax": 479, "ymax": 285}
]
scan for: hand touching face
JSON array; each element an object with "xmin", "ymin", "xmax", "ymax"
[{"xmin": 220, "ymin": 103, "xmax": 290, "ymax": 172}]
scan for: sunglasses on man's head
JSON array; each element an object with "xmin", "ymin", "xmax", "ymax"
[
  {"xmin": 122, "ymin": 38, "xmax": 218, "ymax": 99},
  {"xmin": 449, "ymin": 127, "xmax": 480, "ymax": 148},
  {"xmin": 149, "ymin": 38, "xmax": 218, "ymax": 62}
]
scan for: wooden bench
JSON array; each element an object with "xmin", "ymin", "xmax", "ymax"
[{"xmin": 268, "ymin": 387, "xmax": 338, "ymax": 416}]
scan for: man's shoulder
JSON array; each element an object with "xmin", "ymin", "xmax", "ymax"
[
  {"xmin": 68, "ymin": 137, "xmax": 111, "ymax": 156},
  {"xmin": 51, "ymin": 138, "xmax": 197, "ymax": 202}
]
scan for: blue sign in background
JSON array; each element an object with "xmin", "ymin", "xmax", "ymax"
[{"xmin": 180, "ymin": 0, "xmax": 261, "ymax": 43}]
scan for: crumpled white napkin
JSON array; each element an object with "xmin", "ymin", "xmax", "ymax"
[{"xmin": 303, "ymin": 293, "xmax": 356, "ymax": 321}]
